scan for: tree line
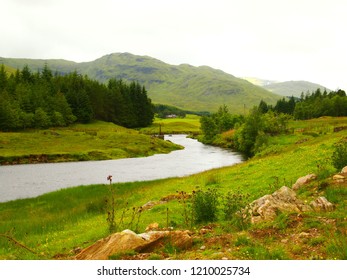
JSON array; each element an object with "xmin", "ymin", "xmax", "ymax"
[
  {"xmin": 0, "ymin": 64, "xmax": 154, "ymax": 131},
  {"xmin": 200, "ymin": 88, "xmax": 347, "ymax": 157},
  {"xmin": 200, "ymin": 105, "xmax": 290, "ymax": 157},
  {"xmin": 260, "ymin": 88, "xmax": 347, "ymax": 119}
]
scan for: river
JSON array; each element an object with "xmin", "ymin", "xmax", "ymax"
[{"xmin": 0, "ymin": 135, "xmax": 243, "ymax": 202}]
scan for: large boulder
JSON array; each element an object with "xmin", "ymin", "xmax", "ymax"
[
  {"xmin": 75, "ymin": 229, "xmax": 193, "ymax": 260},
  {"xmin": 249, "ymin": 186, "xmax": 312, "ymax": 223},
  {"xmin": 75, "ymin": 229, "xmax": 148, "ymax": 260},
  {"xmin": 292, "ymin": 174, "xmax": 317, "ymax": 191}
]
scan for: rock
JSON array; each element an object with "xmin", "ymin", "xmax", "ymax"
[
  {"xmin": 333, "ymin": 174, "xmax": 345, "ymax": 183},
  {"xmin": 310, "ymin": 197, "xmax": 335, "ymax": 212},
  {"xmin": 248, "ymin": 186, "xmax": 312, "ymax": 223},
  {"xmin": 71, "ymin": 247, "xmax": 82, "ymax": 254},
  {"xmin": 141, "ymin": 200, "xmax": 166, "ymax": 211},
  {"xmin": 299, "ymin": 232, "xmax": 310, "ymax": 238},
  {"xmin": 75, "ymin": 230, "xmax": 148, "ymax": 260},
  {"xmin": 138, "ymin": 230, "xmax": 193, "ymax": 252},
  {"xmin": 200, "ymin": 245, "xmax": 206, "ymax": 250},
  {"xmin": 75, "ymin": 229, "xmax": 193, "ymax": 260},
  {"xmin": 292, "ymin": 174, "xmax": 317, "ymax": 191}
]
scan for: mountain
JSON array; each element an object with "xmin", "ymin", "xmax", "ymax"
[
  {"xmin": 0, "ymin": 53, "xmax": 281, "ymax": 113},
  {"xmin": 263, "ymin": 80, "xmax": 331, "ymax": 97},
  {"xmin": 256, "ymin": 80, "xmax": 330, "ymax": 97},
  {"xmin": 244, "ymin": 77, "xmax": 330, "ymax": 97}
]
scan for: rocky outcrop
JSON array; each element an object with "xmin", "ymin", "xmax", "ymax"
[
  {"xmin": 248, "ymin": 170, "xmax": 338, "ymax": 223},
  {"xmin": 249, "ymin": 186, "xmax": 312, "ymax": 223},
  {"xmin": 75, "ymin": 229, "xmax": 193, "ymax": 260},
  {"xmin": 292, "ymin": 174, "xmax": 317, "ymax": 190}
]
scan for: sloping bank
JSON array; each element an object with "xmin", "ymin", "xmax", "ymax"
[{"xmin": 0, "ymin": 121, "xmax": 183, "ymax": 165}]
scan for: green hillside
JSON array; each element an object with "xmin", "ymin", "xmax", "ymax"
[{"xmin": 0, "ymin": 53, "xmax": 281, "ymax": 113}]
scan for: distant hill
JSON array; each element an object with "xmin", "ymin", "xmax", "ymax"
[
  {"xmin": 263, "ymin": 80, "xmax": 330, "ymax": 97},
  {"xmin": 243, "ymin": 77, "xmax": 330, "ymax": 97},
  {"xmin": 0, "ymin": 53, "xmax": 281, "ymax": 113}
]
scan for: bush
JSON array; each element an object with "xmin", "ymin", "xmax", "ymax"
[
  {"xmin": 331, "ymin": 138, "xmax": 347, "ymax": 170},
  {"xmin": 191, "ymin": 188, "xmax": 219, "ymax": 224},
  {"xmin": 223, "ymin": 191, "xmax": 250, "ymax": 230}
]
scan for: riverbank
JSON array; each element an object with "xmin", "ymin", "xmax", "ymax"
[
  {"xmin": 1, "ymin": 121, "xmax": 346, "ymax": 260},
  {"xmin": 0, "ymin": 121, "xmax": 182, "ymax": 165}
]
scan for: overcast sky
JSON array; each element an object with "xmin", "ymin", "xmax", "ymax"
[{"xmin": 1, "ymin": 0, "xmax": 346, "ymax": 90}]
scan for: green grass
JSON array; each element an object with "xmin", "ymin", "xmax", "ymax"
[
  {"xmin": 0, "ymin": 121, "xmax": 182, "ymax": 164},
  {"xmin": 0, "ymin": 117, "xmax": 347, "ymax": 259}
]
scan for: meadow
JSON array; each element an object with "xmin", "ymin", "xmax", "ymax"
[
  {"xmin": 139, "ymin": 114, "xmax": 201, "ymax": 135},
  {"xmin": 0, "ymin": 117, "xmax": 346, "ymax": 260}
]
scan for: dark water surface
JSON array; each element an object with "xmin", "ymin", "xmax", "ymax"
[{"xmin": 0, "ymin": 135, "xmax": 243, "ymax": 202}]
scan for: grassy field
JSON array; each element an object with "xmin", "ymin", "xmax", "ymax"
[
  {"xmin": 0, "ymin": 121, "xmax": 182, "ymax": 164},
  {"xmin": 139, "ymin": 114, "xmax": 201, "ymax": 135},
  {"xmin": 0, "ymin": 117, "xmax": 346, "ymax": 260}
]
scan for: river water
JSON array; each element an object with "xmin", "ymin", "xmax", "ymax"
[{"xmin": 0, "ymin": 135, "xmax": 243, "ymax": 202}]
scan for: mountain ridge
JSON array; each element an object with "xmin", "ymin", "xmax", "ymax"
[
  {"xmin": 263, "ymin": 80, "xmax": 331, "ymax": 97},
  {"xmin": 243, "ymin": 77, "xmax": 330, "ymax": 97},
  {"xmin": 0, "ymin": 52, "xmax": 281, "ymax": 113}
]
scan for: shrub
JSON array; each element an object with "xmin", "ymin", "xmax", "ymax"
[
  {"xmin": 191, "ymin": 188, "xmax": 219, "ymax": 224},
  {"xmin": 223, "ymin": 190, "xmax": 251, "ymax": 230},
  {"xmin": 331, "ymin": 138, "xmax": 347, "ymax": 170}
]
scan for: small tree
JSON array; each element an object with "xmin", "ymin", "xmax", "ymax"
[{"xmin": 34, "ymin": 108, "xmax": 51, "ymax": 128}]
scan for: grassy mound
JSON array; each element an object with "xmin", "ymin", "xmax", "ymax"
[{"xmin": 0, "ymin": 121, "xmax": 182, "ymax": 165}]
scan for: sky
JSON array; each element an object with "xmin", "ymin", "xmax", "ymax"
[{"xmin": 1, "ymin": 0, "xmax": 346, "ymax": 90}]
